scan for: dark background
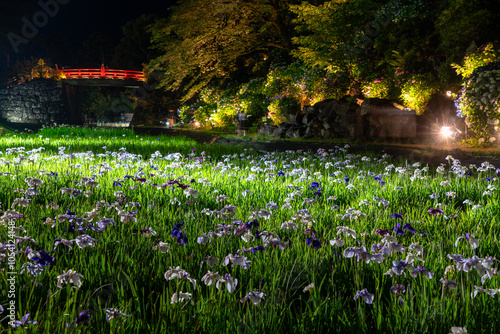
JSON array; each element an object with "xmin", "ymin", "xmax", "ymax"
[{"xmin": 1, "ymin": 0, "xmax": 175, "ymax": 79}]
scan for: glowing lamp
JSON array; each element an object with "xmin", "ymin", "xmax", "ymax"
[{"xmin": 440, "ymin": 126, "xmax": 453, "ymax": 138}]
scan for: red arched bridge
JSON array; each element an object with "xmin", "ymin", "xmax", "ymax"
[{"xmin": 59, "ymin": 65, "xmax": 145, "ymax": 88}]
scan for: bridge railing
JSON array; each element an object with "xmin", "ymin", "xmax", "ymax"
[{"xmin": 60, "ymin": 68, "xmax": 145, "ymax": 81}]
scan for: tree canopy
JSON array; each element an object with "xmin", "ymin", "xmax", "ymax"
[{"xmin": 148, "ymin": 0, "xmax": 297, "ymax": 101}]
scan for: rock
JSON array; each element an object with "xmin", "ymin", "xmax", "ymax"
[
  {"xmin": 257, "ymin": 124, "xmax": 277, "ymax": 136},
  {"xmin": 285, "ymin": 126, "xmax": 305, "ymax": 138},
  {"xmin": 302, "ymin": 98, "xmax": 361, "ymax": 138},
  {"xmin": 273, "ymin": 122, "xmax": 294, "ymax": 138}
]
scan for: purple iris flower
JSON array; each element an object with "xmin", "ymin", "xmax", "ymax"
[
  {"xmin": 277, "ymin": 170, "xmax": 285, "ymax": 177},
  {"xmin": 10, "ymin": 313, "xmax": 37, "ymax": 328},
  {"xmin": 32, "ymin": 250, "xmax": 56, "ymax": 266},
  {"xmin": 306, "ymin": 236, "xmax": 322, "ymax": 249},
  {"xmin": 389, "ymin": 213, "xmax": 404, "ymax": 221},
  {"xmin": 390, "ymin": 284, "xmax": 405, "ymax": 294},
  {"xmin": 374, "ymin": 176, "xmax": 386, "ymax": 185},
  {"xmin": 427, "ymin": 208, "xmax": 444, "ymax": 215},
  {"xmin": 402, "ymin": 222, "xmax": 416, "ymax": 234},
  {"xmin": 252, "ymin": 245, "xmax": 265, "ymax": 254},
  {"xmin": 393, "ymin": 223, "xmax": 405, "ymax": 235},
  {"xmin": 171, "ymin": 222, "xmax": 187, "ymax": 245},
  {"xmin": 245, "ymin": 219, "xmax": 259, "ymax": 230},
  {"xmin": 67, "ymin": 309, "xmax": 91, "ymax": 327},
  {"xmin": 113, "ymin": 181, "xmax": 122, "ymax": 187},
  {"xmin": 344, "ymin": 175, "xmax": 350, "ymax": 183},
  {"xmin": 309, "ymin": 181, "xmax": 320, "ymax": 190},
  {"xmin": 96, "ymin": 218, "xmax": 114, "ymax": 232},
  {"xmin": 375, "ymin": 229, "xmax": 391, "ymax": 236}
]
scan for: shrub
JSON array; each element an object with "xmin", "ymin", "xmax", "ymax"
[
  {"xmin": 267, "ymin": 96, "xmax": 299, "ymax": 125},
  {"xmin": 400, "ymin": 73, "xmax": 439, "ymax": 114},
  {"xmin": 452, "ymin": 43, "xmax": 500, "ymax": 79},
  {"xmin": 361, "ymin": 78, "xmax": 391, "ymax": 99},
  {"xmin": 454, "ymin": 61, "xmax": 500, "ymax": 142}
]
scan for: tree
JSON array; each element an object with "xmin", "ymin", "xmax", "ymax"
[
  {"xmin": 111, "ymin": 14, "xmax": 161, "ymax": 70},
  {"xmin": 78, "ymin": 32, "xmax": 117, "ymax": 68},
  {"xmin": 436, "ymin": 0, "xmax": 500, "ymax": 62},
  {"xmin": 8, "ymin": 58, "xmax": 63, "ymax": 86},
  {"xmin": 290, "ymin": 0, "xmax": 382, "ymax": 74},
  {"xmin": 148, "ymin": 0, "xmax": 296, "ymax": 101}
]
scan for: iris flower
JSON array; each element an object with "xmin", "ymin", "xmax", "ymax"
[
  {"xmin": 184, "ymin": 188, "xmax": 199, "ymax": 198},
  {"xmin": 455, "ymin": 233, "xmax": 479, "ymax": 249},
  {"xmin": 171, "ymin": 292, "xmax": 193, "ymax": 304},
  {"xmin": 10, "ymin": 313, "xmax": 38, "ymax": 328},
  {"xmin": 20, "ymin": 262, "xmax": 45, "ymax": 276},
  {"xmin": 171, "ymin": 222, "xmax": 188, "ymax": 245},
  {"xmin": 164, "ymin": 266, "xmax": 197, "ymax": 290},
  {"xmin": 309, "ymin": 181, "xmax": 320, "ymax": 190},
  {"xmin": 201, "ymin": 271, "xmax": 223, "ymax": 286},
  {"xmin": 390, "ymin": 284, "xmax": 405, "ymax": 294},
  {"xmin": 54, "ymin": 238, "xmax": 74, "ymax": 250},
  {"xmin": 403, "ymin": 223, "xmax": 416, "ymax": 234},
  {"xmin": 428, "ymin": 208, "xmax": 444, "ymax": 215},
  {"xmin": 353, "ymin": 289, "xmax": 374, "ymax": 304},
  {"xmin": 411, "ymin": 265, "xmax": 434, "ymax": 279},
  {"xmin": 103, "ymin": 308, "xmax": 131, "ymax": 322},
  {"xmin": 389, "ymin": 213, "xmax": 404, "ymax": 221},
  {"xmin": 392, "ymin": 260, "xmax": 410, "ymax": 275},
  {"xmin": 72, "ymin": 235, "xmax": 96, "ymax": 248},
  {"xmin": 306, "ymin": 236, "xmax": 321, "ymax": 249},
  {"xmin": 330, "ymin": 237, "xmax": 345, "ymax": 247},
  {"xmin": 222, "ymin": 254, "xmax": 251, "ymax": 269},
  {"xmin": 393, "ymin": 223, "xmax": 405, "ymax": 236},
  {"xmin": 57, "ymin": 269, "xmax": 84, "ymax": 288},
  {"xmin": 336, "ymin": 226, "xmax": 357, "ymax": 238},
  {"xmin": 439, "ymin": 278, "xmax": 458, "ymax": 289},
  {"xmin": 152, "ymin": 241, "xmax": 170, "ymax": 253},
  {"xmin": 471, "ymin": 286, "xmax": 500, "ymax": 298},
  {"xmin": 31, "ymin": 249, "xmax": 55, "ymax": 266},
  {"xmin": 303, "ymin": 283, "xmax": 315, "ymax": 293},
  {"xmin": 240, "ymin": 291, "xmax": 266, "ymax": 304},
  {"xmin": 375, "ymin": 229, "xmax": 391, "ymax": 236}
]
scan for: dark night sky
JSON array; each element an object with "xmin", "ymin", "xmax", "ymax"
[
  {"xmin": 0, "ymin": 0, "xmax": 177, "ymax": 73},
  {"xmin": 22, "ymin": 0, "xmax": 175, "ymax": 43}
]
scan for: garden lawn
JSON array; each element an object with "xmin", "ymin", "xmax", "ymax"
[{"xmin": 1, "ymin": 127, "xmax": 499, "ymax": 333}]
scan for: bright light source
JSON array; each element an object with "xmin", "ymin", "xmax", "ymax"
[
  {"xmin": 441, "ymin": 126, "xmax": 453, "ymax": 138},
  {"xmin": 446, "ymin": 91, "xmax": 452, "ymax": 97}
]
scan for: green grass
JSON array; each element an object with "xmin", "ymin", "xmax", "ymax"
[{"xmin": 0, "ymin": 127, "xmax": 499, "ymax": 333}]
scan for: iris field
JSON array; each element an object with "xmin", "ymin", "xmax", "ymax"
[{"xmin": 0, "ymin": 127, "xmax": 499, "ymax": 333}]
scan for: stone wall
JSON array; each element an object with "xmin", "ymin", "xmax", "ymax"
[{"xmin": 0, "ymin": 79, "xmax": 67, "ymax": 125}]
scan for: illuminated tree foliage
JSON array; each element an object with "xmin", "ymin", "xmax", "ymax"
[
  {"xmin": 148, "ymin": 0, "xmax": 296, "ymax": 101},
  {"xmin": 146, "ymin": 0, "xmax": 500, "ymax": 134}
]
